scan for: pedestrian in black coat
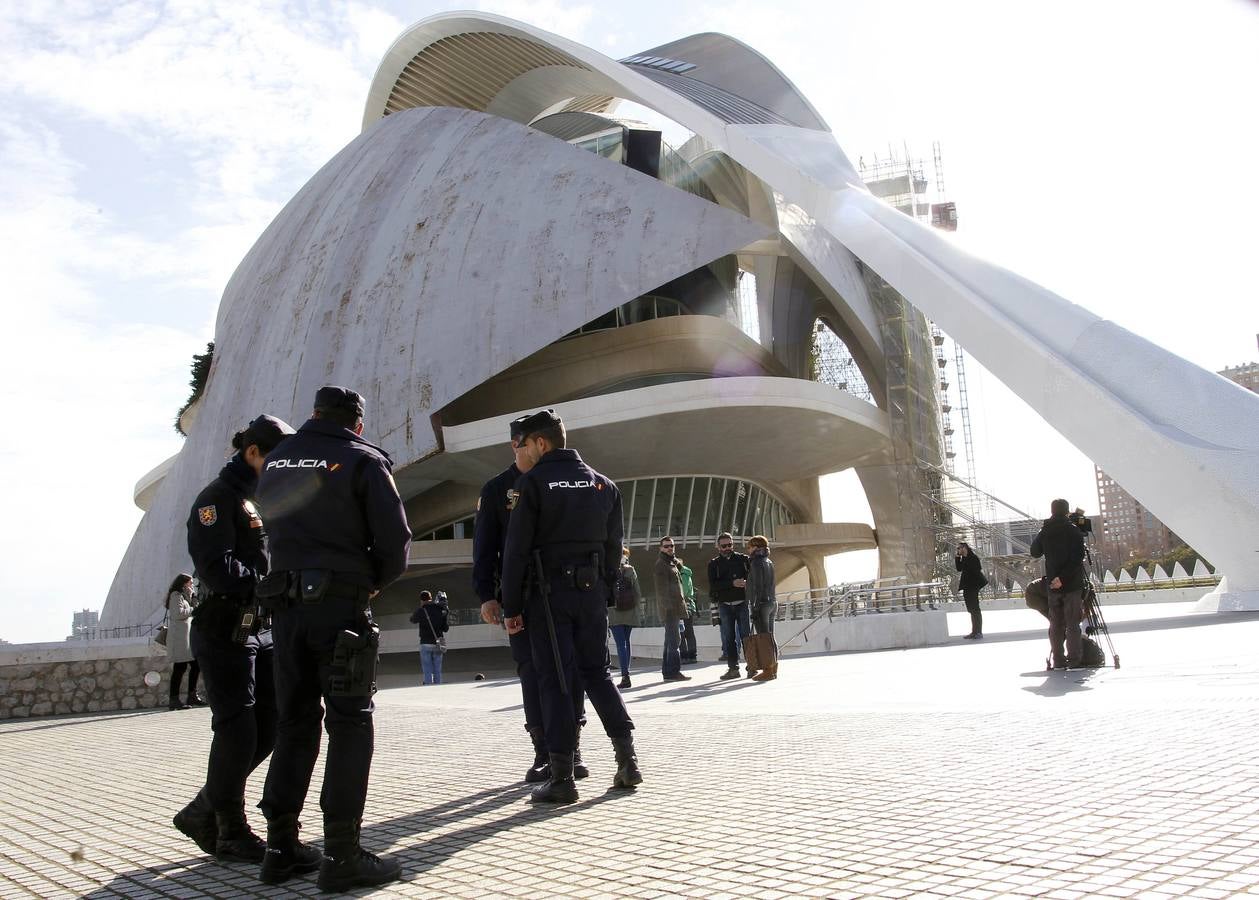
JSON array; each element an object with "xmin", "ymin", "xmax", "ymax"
[{"xmin": 954, "ymin": 542, "xmax": 986, "ymax": 639}]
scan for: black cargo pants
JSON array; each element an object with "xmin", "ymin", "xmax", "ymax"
[
  {"xmin": 260, "ymin": 593, "xmax": 375, "ymax": 824},
  {"xmin": 190, "ymin": 621, "xmax": 276, "ymax": 812},
  {"xmin": 528, "ymin": 582, "xmax": 632, "ymax": 756}
]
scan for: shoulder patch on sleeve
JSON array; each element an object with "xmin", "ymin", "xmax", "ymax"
[{"xmin": 198, "ymin": 505, "xmax": 218, "ymax": 526}]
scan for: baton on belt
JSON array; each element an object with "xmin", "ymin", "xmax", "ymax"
[{"xmin": 532, "ymin": 549, "xmax": 568, "ymax": 697}]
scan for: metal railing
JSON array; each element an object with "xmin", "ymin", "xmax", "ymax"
[
  {"xmin": 72, "ymin": 623, "xmax": 162, "ymax": 641},
  {"xmin": 777, "ymin": 579, "xmax": 950, "ymax": 651}
]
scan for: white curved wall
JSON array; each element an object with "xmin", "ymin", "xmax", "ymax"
[{"xmin": 101, "ymin": 105, "xmax": 767, "ymax": 628}]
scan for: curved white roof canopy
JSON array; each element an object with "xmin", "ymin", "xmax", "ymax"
[{"xmin": 364, "ymin": 12, "xmax": 1259, "ymax": 602}]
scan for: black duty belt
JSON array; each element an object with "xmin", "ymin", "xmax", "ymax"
[{"xmin": 261, "ymin": 570, "xmax": 370, "ymax": 609}]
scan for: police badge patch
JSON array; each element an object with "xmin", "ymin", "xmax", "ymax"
[
  {"xmin": 198, "ymin": 505, "xmax": 218, "ymax": 526},
  {"xmin": 506, "ymin": 489, "xmax": 520, "ymax": 510}
]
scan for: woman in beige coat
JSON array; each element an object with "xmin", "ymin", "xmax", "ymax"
[{"xmin": 165, "ymin": 573, "xmax": 203, "ymax": 710}]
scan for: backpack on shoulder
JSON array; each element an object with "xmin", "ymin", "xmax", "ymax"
[{"xmin": 613, "ymin": 569, "xmax": 637, "ymax": 611}]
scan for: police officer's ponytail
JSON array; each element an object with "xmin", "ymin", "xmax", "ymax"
[{"xmin": 232, "ymin": 414, "xmax": 296, "ymax": 456}]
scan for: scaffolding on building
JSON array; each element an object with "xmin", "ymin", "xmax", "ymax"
[{"xmin": 811, "ymin": 321, "xmax": 875, "ymax": 404}]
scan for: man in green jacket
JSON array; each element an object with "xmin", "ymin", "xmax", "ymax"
[{"xmin": 677, "ymin": 561, "xmax": 698, "ymax": 663}]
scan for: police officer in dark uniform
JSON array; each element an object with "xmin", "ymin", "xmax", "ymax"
[
  {"xmin": 474, "ymin": 415, "xmax": 588, "ymax": 783},
  {"xmin": 174, "ymin": 415, "xmax": 316, "ymax": 873},
  {"xmin": 255, "ymin": 386, "xmax": 412, "ymax": 891},
  {"xmin": 500, "ymin": 409, "xmax": 642, "ymax": 804}
]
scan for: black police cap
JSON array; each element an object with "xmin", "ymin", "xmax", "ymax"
[
  {"xmin": 314, "ymin": 385, "xmax": 365, "ymax": 418},
  {"xmin": 509, "ymin": 414, "xmax": 532, "ymax": 442},
  {"xmin": 243, "ymin": 414, "xmax": 295, "ymax": 453},
  {"xmin": 514, "ymin": 408, "xmax": 562, "ymax": 439}
]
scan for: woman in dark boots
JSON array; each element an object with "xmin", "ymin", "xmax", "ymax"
[
  {"xmin": 955, "ymin": 542, "xmax": 987, "ymax": 639},
  {"xmin": 165, "ymin": 574, "xmax": 202, "ymax": 710}
]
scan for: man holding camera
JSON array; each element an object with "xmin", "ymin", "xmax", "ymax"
[
  {"xmin": 254, "ymin": 386, "xmax": 412, "ymax": 891},
  {"xmin": 1030, "ymin": 498, "xmax": 1087, "ymax": 669}
]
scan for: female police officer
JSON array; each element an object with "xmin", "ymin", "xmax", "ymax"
[{"xmin": 172, "ymin": 414, "xmax": 319, "ymax": 877}]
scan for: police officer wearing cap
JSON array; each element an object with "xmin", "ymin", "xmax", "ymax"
[
  {"xmin": 500, "ymin": 409, "xmax": 642, "ymax": 804},
  {"xmin": 254, "ymin": 386, "xmax": 412, "ymax": 891},
  {"xmin": 474, "ymin": 415, "xmax": 589, "ymax": 784},
  {"xmin": 174, "ymin": 414, "xmax": 317, "ymax": 873}
]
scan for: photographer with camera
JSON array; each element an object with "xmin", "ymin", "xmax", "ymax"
[
  {"xmin": 954, "ymin": 542, "xmax": 987, "ymax": 640},
  {"xmin": 1030, "ymin": 499, "xmax": 1087, "ymax": 669},
  {"xmin": 411, "ymin": 590, "xmax": 449, "ymax": 684}
]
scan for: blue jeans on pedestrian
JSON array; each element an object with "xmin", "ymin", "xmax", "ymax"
[
  {"xmin": 718, "ymin": 602, "xmax": 751, "ymax": 670},
  {"xmin": 662, "ymin": 616, "xmax": 682, "ymax": 677},
  {"xmin": 420, "ymin": 643, "xmax": 443, "ymax": 684},
  {"xmin": 610, "ymin": 624, "xmax": 633, "ymax": 676}
]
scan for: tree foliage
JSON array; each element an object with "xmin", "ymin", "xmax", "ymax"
[
  {"xmin": 1117, "ymin": 543, "xmax": 1213, "ymax": 579},
  {"xmin": 175, "ymin": 341, "xmax": 214, "ymax": 435}
]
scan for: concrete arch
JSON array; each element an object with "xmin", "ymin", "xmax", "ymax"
[{"xmin": 364, "ymin": 12, "xmax": 1259, "ymax": 603}]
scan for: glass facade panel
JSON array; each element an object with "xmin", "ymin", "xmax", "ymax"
[
  {"xmin": 694, "ymin": 477, "xmax": 714, "ymax": 543},
  {"xmin": 649, "ymin": 478, "xmax": 674, "ymax": 544},
  {"xmin": 677, "ymin": 477, "xmax": 697, "ymax": 546},
  {"xmin": 630, "ymin": 479, "xmax": 654, "ymax": 543},
  {"xmin": 623, "ymin": 480, "xmax": 639, "ymax": 543},
  {"xmin": 613, "ymin": 476, "xmax": 795, "ymax": 549},
  {"xmin": 415, "ymin": 479, "xmax": 794, "ymax": 549}
]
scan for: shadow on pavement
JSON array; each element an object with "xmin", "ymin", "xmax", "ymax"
[
  {"xmin": 1021, "ymin": 669, "xmax": 1098, "ymax": 697},
  {"xmin": 0, "ymin": 707, "xmax": 168, "ymax": 734},
  {"xmin": 937, "ymin": 611, "xmax": 1256, "ymax": 649},
  {"xmin": 81, "ymin": 781, "xmax": 634, "ymax": 898}
]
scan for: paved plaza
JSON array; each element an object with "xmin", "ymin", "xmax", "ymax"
[{"xmin": 3, "ymin": 602, "xmax": 1259, "ymax": 898}]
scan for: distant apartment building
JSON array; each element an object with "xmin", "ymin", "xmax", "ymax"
[
  {"xmin": 71, "ymin": 609, "xmax": 99, "ymax": 640},
  {"xmin": 1218, "ymin": 338, "xmax": 1259, "ymax": 394},
  {"xmin": 1094, "ymin": 468, "xmax": 1178, "ymax": 564}
]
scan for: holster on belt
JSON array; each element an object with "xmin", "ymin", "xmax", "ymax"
[{"xmin": 552, "ymin": 551, "xmax": 602, "ymax": 591}]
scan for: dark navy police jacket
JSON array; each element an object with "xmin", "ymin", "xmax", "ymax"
[
  {"xmin": 471, "ymin": 463, "xmax": 521, "ymax": 604},
  {"xmin": 256, "ymin": 418, "xmax": 412, "ymax": 592},
  {"xmin": 499, "ymin": 449, "xmax": 623, "ymax": 619},
  {"xmin": 187, "ymin": 453, "xmax": 269, "ymax": 599}
]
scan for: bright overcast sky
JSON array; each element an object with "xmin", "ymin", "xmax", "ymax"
[{"xmin": 1, "ymin": 1, "xmax": 1256, "ymax": 642}]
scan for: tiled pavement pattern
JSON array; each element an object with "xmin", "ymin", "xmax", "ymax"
[{"xmin": 2, "ymin": 604, "xmax": 1259, "ymax": 898}]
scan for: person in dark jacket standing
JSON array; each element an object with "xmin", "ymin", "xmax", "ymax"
[
  {"xmin": 708, "ymin": 533, "xmax": 751, "ymax": 681},
  {"xmin": 410, "ymin": 590, "xmax": 449, "ymax": 684},
  {"xmin": 474, "ymin": 415, "xmax": 587, "ymax": 784},
  {"xmin": 745, "ymin": 536, "xmax": 778, "ymax": 681},
  {"xmin": 653, "ymin": 538, "xmax": 690, "ymax": 682},
  {"xmin": 174, "ymin": 415, "xmax": 301, "ymax": 868},
  {"xmin": 1030, "ymin": 499, "xmax": 1087, "ymax": 669},
  {"xmin": 499, "ymin": 409, "xmax": 641, "ymax": 804},
  {"xmin": 954, "ymin": 542, "xmax": 986, "ymax": 640},
  {"xmin": 255, "ymin": 386, "xmax": 412, "ymax": 891}
]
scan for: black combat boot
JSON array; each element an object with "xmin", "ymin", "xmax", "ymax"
[
  {"xmin": 173, "ymin": 790, "xmax": 217, "ymax": 856},
  {"xmin": 525, "ymin": 726, "xmax": 551, "ymax": 783},
  {"xmin": 259, "ymin": 813, "xmax": 322, "ymax": 884},
  {"xmin": 573, "ymin": 727, "xmax": 589, "ymax": 780},
  {"xmin": 611, "ymin": 736, "xmax": 643, "ymax": 789},
  {"xmin": 529, "ymin": 752, "xmax": 578, "ymax": 804},
  {"xmin": 317, "ymin": 820, "xmax": 402, "ymax": 893},
  {"xmin": 215, "ymin": 804, "xmax": 266, "ymax": 863}
]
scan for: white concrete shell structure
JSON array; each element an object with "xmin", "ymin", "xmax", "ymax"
[{"xmin": 103, "ymin": 12, "xmax": 1259, "ymax": 631}]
